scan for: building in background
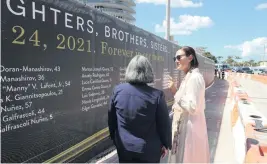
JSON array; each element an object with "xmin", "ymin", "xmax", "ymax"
[
  {"xmin": 259, "ymin": 61, "xmax": 267, "ymax": 67},
  {"xmin": 79, "ymin": 0, "xmax": 136, "ymax": 24}
]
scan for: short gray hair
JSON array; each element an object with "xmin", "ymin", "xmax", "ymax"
[{"xmin": 125, "ymin": 55, "xmax": 154, "ymax": 84}]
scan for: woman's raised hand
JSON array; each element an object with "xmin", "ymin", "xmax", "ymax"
[{"xmin": 167, "ymin": 75, "xmax": 177, "ymax": 94}]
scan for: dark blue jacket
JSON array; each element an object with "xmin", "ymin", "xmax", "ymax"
[{"xmin": 108, "ymin": 83, "xmax": 172, "ymax": 161}]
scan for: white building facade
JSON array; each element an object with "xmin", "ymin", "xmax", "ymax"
[{"xmin": 78, "ymin": 0, "xmax": 136, "ymax": 24}]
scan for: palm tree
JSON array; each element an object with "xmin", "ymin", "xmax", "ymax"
[
  {"xmin": 234, "ymin": 56, "xmax": 242, "ymax": 67},
  {"xmin": 248, "ymin": 59, "xmax": 255, "ymax": 67},
  {"xmin": 225, "ymin": 56, "xmax": 235, "ymax": 66},
  {"xmin": 216, "ymin": 56, "xmax": 223, "ymax": 63}
]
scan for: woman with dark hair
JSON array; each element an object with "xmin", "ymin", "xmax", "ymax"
[
  {"xmin": 167, "ymin": 46, "xmax": 210, "ymax": 163},
  {"xmin": 108, "ymin": 55, "xmax": 172, "ymax": 163}
]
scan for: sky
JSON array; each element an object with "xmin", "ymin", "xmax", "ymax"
[{"xmin": 134, "ymin": 0, "xmax": 267, "ymax": 62}]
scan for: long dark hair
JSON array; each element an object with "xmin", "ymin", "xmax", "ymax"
[{"xmin": 180, "ymin": 46, "xmax": 199, "ymax": 68}]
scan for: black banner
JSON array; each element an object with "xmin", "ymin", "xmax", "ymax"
[{"xmin": 0, "ymin": 0, "xmax": 193, "ymax": 163}]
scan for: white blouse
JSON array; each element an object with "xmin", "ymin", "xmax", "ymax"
[{"xmin": 173, "ymin": 68, "xmax": 206, "ymax": 115}]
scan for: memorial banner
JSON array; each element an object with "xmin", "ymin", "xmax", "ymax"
[{"xmin": 1, "ymin": 0, "xmax": 186, "ymax": 162}]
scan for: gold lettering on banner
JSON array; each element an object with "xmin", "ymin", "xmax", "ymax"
[{"xmin": 100, "ymin": 41, "xmax": 164, "ymax": 62}]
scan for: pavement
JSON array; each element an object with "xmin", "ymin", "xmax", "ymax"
[
  {"xmin": 207, "ymin": 78, "xmax": 236, "ymax": 163},
  {"xmin": 235, "ymin": 77, "xmax": 267, "ymax": 118},
  {"xmin": 93, "ymin": 78, "xmax": 237, "ymax": 163}
]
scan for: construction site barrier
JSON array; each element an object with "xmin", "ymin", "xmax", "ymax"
[
  {"xmin": 228, "ymin": 72, "xmax": 267, "ymax": 85},
  {"xmin": 251, "ymin": 74, "xmax": 267, "ymax": 85},
  {"xmin": 228, "ymin": 75, "xmax": 267, "ymax": 163}
]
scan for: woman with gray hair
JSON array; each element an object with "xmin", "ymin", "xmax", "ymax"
[{"xmin": 108, "ymin": 55, "xmax": 172, "ymax": 163}]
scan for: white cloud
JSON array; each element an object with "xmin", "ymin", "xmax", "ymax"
[
  {"xmin": 135, "ymin": 0, "xmax": 203, "ymax": 8},
  {"xmin": 155, "ymin": 15, "xmax": 213, "ymax": 35},
  {"xmin": 255, "ymin": 3, "xmax": 267, "ymax": 10},
  {"xmin": 224, "ymin": 37, "xmax": 267, "ymax": 57}
]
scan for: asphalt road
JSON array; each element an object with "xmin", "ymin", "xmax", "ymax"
[{"xmin": 235, "ymin": 77, "xmax": 267, "ymax": 119}]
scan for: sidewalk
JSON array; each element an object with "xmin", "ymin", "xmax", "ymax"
[
  {"xmin": 235, "ymin": 77, "xmax": 267, "ymax": 118},
  {"xmin": 207, "ymin": 78, "xmax": 236, "ymax": 163},
  {"xmin": 94, "ymin": 78, "xmax": 236, "ymax": 163}
]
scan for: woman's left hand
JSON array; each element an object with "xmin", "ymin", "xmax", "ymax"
[{"xmin": 161, "ymin": 146, "xmax": 168, "ymax": 158}]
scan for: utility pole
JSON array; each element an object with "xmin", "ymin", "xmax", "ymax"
[
  {"xmin": 264, "ymin": 44, "xmax": 266, "ymax": 61},
  {"xmin": 166, "ymin": 0, "xmax": 170, "ymax": 40}
]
